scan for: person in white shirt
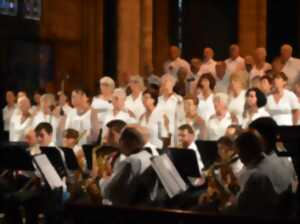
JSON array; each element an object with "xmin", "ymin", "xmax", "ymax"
[
  {"xmin": 198, "ymin": 47, "xmax": 217, "ymax": 77},
  {"xmin": 32, "ymin": 93, "xmax": 60, "ymax": 144},
  {"xmin": 196, "ymin": 73, "xmax": 216, "ymax": 123},
  {"xmin": 164, "ymin": 45, "xmax": 191, "ymax": 79},
  {"xmin": 125, "ymin": 75, "xmax": 146, "ymax": 120},
  {"xmin": 249, "ymin": 47, "xmax": 272, "ymax": 80},
  {"xmin": 228, "ymin": 71, "xmax": 248, "ymax": 124},
  {"xmin": 225, "ymin": 44, "xmax": 245, "ymax": 75},
  {"xmin": 215, "ymin": 61, "xmax": 230, "ymax": 93},
  {"xmin": 183, "ymin": 95, "xmax": 205, "ymax": 140},
  {"xmin": 31, "ymin": 89, "xmax": 44, "ymax": 114},
  {"xmin": 206, "ymin": 93, "xmax": 234, "ymax": 141},
  {"xmin": 56, "ymin": 91, "xmax": 74, "ymax": 118},
  {"xmin": 65, "ymin": 89, "xmax": 100, "ymax": 145},
  {"xmin": 242, "ymin": 88, "xmax": 270, "ymax": 128},
  {"xmin": 91, "ymin": 76, "xmax": 115, "ymax": 123},
  {"xmin": 259, "ymin": 75, "xmax": 273, "ymax": 96},
  {"xmin": 177, "ymin": 124, "xmax": 204, "ymax": 175},
  {"xmin": 280, "ymin": 44, "xmax": 300, "ymax": 88},
  {"xmin": 140, "ymin": 89, "xmax": 168, "ymax": 149},
  {"xmin": 103, "ymin": 88, "xmax": 136, "ymax": 134},
  {"xmin": 2, "ymin": 90, "xmax": 16, "ymax": 132},
  {"xmin": 187, "ymin": 58, "xmax": 202, "ymax": 95},
  {"xmin": 157, "ymin": 74, "xmax": 185, "ymax": 146},
  {"xmin": 9, "ymin": 96, "xmax": 33, "ymax": 142},
  {"xmin": 266, "ymin": 72, "xmax": 299, "ymax": 126}
]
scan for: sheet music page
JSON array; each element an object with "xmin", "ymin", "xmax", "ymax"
[
  {"xmin": 151, "ymin": 154, "xmax": 188, "ymax": 198},
  {"xmin": 33, "ymin": 154, "xmax": 64, "ymax": 190}
]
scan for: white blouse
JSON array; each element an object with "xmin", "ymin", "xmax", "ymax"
[
  {"xmin": 197, "ymin": 94, "xmax": 215, "ymax": 123},
  {"xmin": 9, "ymin": 113, "xmax": 33, "ymax": 142},
  {"xmin": 206, "ymin": 112, "xmax": 232, "ymax": 141},
  {"xmin": 125, "ymin": 93, "xmax": 146, "ymax": 120},
  {"xmin": 242, "ymin": 107, "xmax": 270, "ymax": 128},
  {"xmin": 2, "ymin": 104, "xmax": 16, "ymax": 131},
  {"xmin": 139, "ymin": 107, "xmax": 166, "ymax": 149},
  {"xmin": 91, "ymin": 96, "xmax": 113, "ymax": 124},
  {"xmin": 228, "ymin": 90, "xmax": 246, "ymax": 124},
  {"xmin": 266, "ymin": 89, "xmax": 299, "ymax": 126},
  {"xmin": 65, "ymin": 109, "xmax": 93, "ymax": 145},
  {"xmin": 249, "ymin": 63, "xmax": 272, "ymax": 80}
]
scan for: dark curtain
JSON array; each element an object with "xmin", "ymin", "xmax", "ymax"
[
  {"xmin": 267, "ymin": 0, "xmax": 300, "ymax": 61},
  {"xmin": 178, "ymin": 0, "xmax": 238, "ymax": 61}
]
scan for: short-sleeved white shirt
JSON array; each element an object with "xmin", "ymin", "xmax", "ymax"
[
  {"xmin": 228, "ymin": 90, "xmax": 246, "ymax": 124},
  {"xmin": 197, "ymin": 93, "xmax": 215, "ymax": 123},
  {"xmin": 206, "ymin": 112, "xmax": 232, "ymax": 141}
]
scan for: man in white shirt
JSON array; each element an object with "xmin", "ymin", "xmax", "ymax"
[
  {"xmin": 198, "ymin": 47, "xmax": 217, "ymax": 77},
  {"xmin": 34, "ymin": 122, "xmax": 56, "ymax": 147},
  {"xmin": 215, "ymin": 61, "xmax": 230, "ymax": 93},
  {"xmin": 164, "ymin": 45, "xmax": 191, "ymax": 79},
  {"xmin": 2, "ymin": 90, "xmax": 16, "ymax": 132},
  {"xmin": 280, "ymin": 44, "xmax": 300, "ymax": 88},
  {"xmin": 177, "ymin": 124, "xmax": 204, "ymax": 174},
  {"xmin": 187, "ymin": 58, "xmax": 202, "ymax": 95},
  {"xmin": 225, "ymin": 44, "xmax": 245, "ymax": 75}
]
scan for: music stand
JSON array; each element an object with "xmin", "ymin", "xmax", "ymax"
[
  {"xmin": 195, "ymin": 140, "xmax": 218, "ymax": 168},
  {"xmin": 166, "ymin": 148, "xmax": 201, "ymax": 181},
  {"xmin": 60, "ymin": 147, "xmax": 80, "ymax": 171},
  {"xmin": 0, "ymin": 142, "xmax": 34, "ymax": 170}
]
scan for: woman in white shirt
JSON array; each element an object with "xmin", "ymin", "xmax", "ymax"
[
  {"xmin": 206, "ymin": 93, "xmax": 234, "ymax": 141},
  {"xmin": 91, "ymin": 76, "xmax": 114, "ymax": 124},
  {"xmin": 196, "ymin": 72, "xmax": 216, "ymax": 122},
  {"xmin": 140, "ymin": 89, "xmax": 168, "ymax": 149},
  {"xmin": 266, "ymin": 72, "xmax": 299, "ymax": 126},
  {"xmin": 66, "ymin": 89, "xmax": 100, "ymax": 145},
  {"xmin": 9, "ymin": 96, "xmax": 33, "ymax": 142},
  {"xmin": 249, "ymin": 47, "xmax": 272, "ymax": 80},
  {"xmin": 228, "ymin": 71, "xmax": 248, "ymax": 124},
  {"xmin": 242, "ymin": 87, "xmax": 270, "ymax": 128},
  {"xmin": 125, "ymin": 75, "xmax": 146, "ymax": 120}
]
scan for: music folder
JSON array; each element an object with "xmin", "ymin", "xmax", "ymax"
[
  {"xmin": 0, "ymin": 142, "xmax": 34, "ymax": 170},
  {"xmin": 166, "ymin": 148, "xmax": 201, "ymax": 180},
  {"xmin": 33, "ymin": 154, "xmax": 64, "ymax": 190},
  {"xmin": 151, "ymin": 154, "xmax": 188, "ymax": 198}
]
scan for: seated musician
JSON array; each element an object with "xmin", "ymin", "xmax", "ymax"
[
  {"xmin": 99, "ymin": 127, "xmax": 152, "ymax": 205},
  {"xmin": 235, "ymin": 130, "xmax": 293, "ymax": 215}
]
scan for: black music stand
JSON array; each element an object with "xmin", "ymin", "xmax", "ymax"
[
  {"xmin": 195, "ymin": 140, "xmax": 218, "ymax": 168},
  {"xmin": 60, "ymin": 147, "xmax": 80, "ymax": 171},
  {"xmin": 0, "ymin": 142, "xmax": 34, "ymax": 170}
]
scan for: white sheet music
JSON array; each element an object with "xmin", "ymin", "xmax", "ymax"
[
  {"xmin": 33, "ymin": 154, "xmax": 64, "ymax": 190},
  {"xmin": 151, "ymin": 154, "xmax": 188, "ymax": 198}
]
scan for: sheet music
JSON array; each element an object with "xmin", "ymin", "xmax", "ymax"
[
  {"xmin": 151, "ymin": 154, "xmax": 188, "ymax": 198},
  {"xmin": 33, "ymin": 154, "xmax": 64, "ymax": 190}
]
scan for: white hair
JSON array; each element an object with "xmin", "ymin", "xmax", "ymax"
[
  {"xmin": 129, "ymin": 75, "xmax": 145, "ymax": 89},
  {"xmin": 281, "ymin": 44, "xmax": 293, "ymax": 53},
  {"xmin": 213, "ymin": 93, "xmax": 229, "ymax": 106},
  {"xmin": 161, "ymin": 73, "xmax": 176, "ymax": 86},
  {"xmin": 100, "ymin": 76, "xmax": 115, "ymax": 89},
  {"xmin": 113, "ymin": 88, "xmax": 127, "ymax": 99}
]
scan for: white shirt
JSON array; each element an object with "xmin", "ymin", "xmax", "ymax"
[
  {"xmin": 215, "ymin": 72, "xmax": 230, "ymax": 93},
  {"xmin": 125, "ymin": 93, "xmax": 146, "ymax": 120},
  {"xmin": 249, "ymin": 63, "xmax": 272, "ymax": 80},
  {"xmin": 266, "ymin": 89, "xmax": 299, "ymax": 126},
  {"xmin": 188, "ymin": 142, "xmax": 204, "ymax": 174},
  {"xmin": 139, "ymin": 107, "xmax": 166, "ymax": 149},
  {"xmin": 197, "ymin": 93, "xmax": 215, "ymax": 123},
  {"xmin": 164, "ymin": 57, "xmax": 191, "ymax": 79},
  {"xmin": 62, "ymin": 104, "xmax": 74, "ymax": 118},
  {"xmin": 144, "ymin": 142, "xmax": 159, "ymax": 156},
  {"xmin": 228, "ymin": 90, "xmax": 246, "ymax": 124},
  {"xmin": 198, "ymin": 59, "xmax": 217, "ymax": 77},
  {"xmin": 281, "ymin": 57, "xmax": 300, "ymax": 88},
  {"xmin": 225, "ymin": 56, "xmax": 245, "ymax": 75},
  {"xmin": 206, "ymin": 112, "xmax": 232, "ymax": 141},
  {"xmin": 91, "ymin": 96, "xmax": 113, "ymax": 124},
  {"xmin": 2, "ymin": 104, "xmax": 16, "ymax": 131},
  {"xmin": 157, "ymin": 94, "xmax": 185, "ymax": 146},
  {"xmin": 242, "ymin": 107, "xmax": 270, "ymax": 128},
  {"xmin": 65, "ymin": 109, "xmax": 93, "ymax": 145},
  {"xmin": 9, "ymin": 113, "xmax": 33, "ymax": 142}
]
